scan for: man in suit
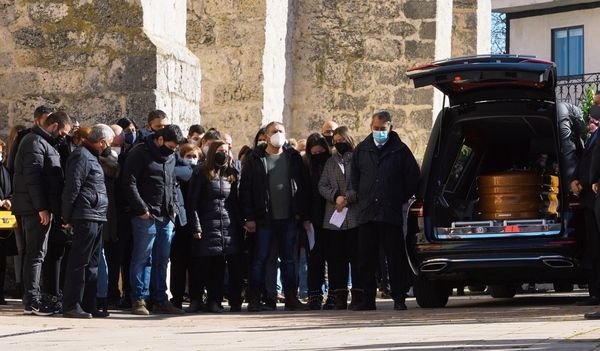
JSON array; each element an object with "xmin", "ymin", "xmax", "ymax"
[{"xmin": 574, "ymin": 97, "xmax": 600, "ymax": 309}]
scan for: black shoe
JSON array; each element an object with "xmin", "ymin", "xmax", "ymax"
[
  {"xmin": 31, "ymin": 299, "xmax": 55, "ymax": 316},
  {"xmin": 353, "ymin": 302, "xmax": 376, "ymax": 311},
  {"xmin": 170, "ymin": 298, "xmax": 183, "ymax": 310},
  {"xmin": 206, "ymin": 301, "xmax": 223, "ymax": 314},
  {"xmin": 261, "ymin": 298, "xmax": 277, "ymax": 311},
  {"xmin": 394, "ymin": 300, "xmax": 407, "ymax": 311},
  {"xmin": 308, "ymin": 295, "xmax": 322, "ymax": 310},
  {"xmin": 23, "ymin": 304, "xmax": 32, "ymax": 315},
  {"xmin": 323, "ymin": 296, "xmax": 335, "ymax": 310},
  {"xmin": 584, "ymin": 311, "xmax": 600, "ymax": 319},
  {"xmin": 63, "ymin": 308, "xmax": 92, "ymax": 319},
  {"xmin": 576, "ymin": 297, "xmax": 600, "ymax": 306},
  {"xmin": 90, "ymin": 309, "xmax": 110, "ymax": 318},
  {"xmin": 185, "ymin": 300, "xmax": 203, "ymax": 313},
  {"xmin": 118, "ymin": 298, "xmax": 132, "ymax": 310},
  {"xmin": 0, "ymin": 297, "xmax": 6, "ymax": 305},
  {"xmin": 284, "ymin": 292, "xmax": 310, "ymax": 311}
]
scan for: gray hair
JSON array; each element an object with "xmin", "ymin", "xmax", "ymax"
[{"xmin": 87, "ymin": 124, "xmax": 115, "ymax": 143}]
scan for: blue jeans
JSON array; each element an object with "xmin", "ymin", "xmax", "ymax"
[
  {"xmin": 250, "ymin": 219, "xmax": 298, "ymax": 293},
  {"xmin": 97, "ymin": 245, "xmax": 108, "ymax": 298},
  {"xmin": 130, "ymin": 216, "xmax": 174, "ymax": 303}
]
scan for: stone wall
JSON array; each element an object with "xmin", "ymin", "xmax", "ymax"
[
  {"xmin": 288, "ymin": 0, "xmax": 438, "ymax": 159},
  {"xmin": 452, "ymin": 0, "xmax": 479, "ymax": 57},
  {"xmin": 0, "ymin": 0, "xmax": 200, "ymax": 132},
  {"xmin": 187, "ymin": 0, "xmax": 266, "ymax": 150}
]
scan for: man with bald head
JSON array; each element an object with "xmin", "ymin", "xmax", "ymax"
[
  {"xmin": 110, "ymin": 124, "xmax": 125, "ymax": 156},
  {"xmin": 321, "ymin": 121, "xmax": 339, "ymax": 147}
]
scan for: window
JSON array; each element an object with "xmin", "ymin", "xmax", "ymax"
[
  {"xmin": 552, "ymin": 26, "xmax": 584, "ymax": 77},
  {"xmin": 445, "ymin": 143, "xmax": 473, "ymax": 193}
]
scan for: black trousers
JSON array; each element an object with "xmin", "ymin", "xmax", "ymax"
[
  {"xmin": 63, "ymin": 221, "xmax": 103, "ymax": 312},
  {"xmin": 169, "ymin": 223, "xmax": 192, "ymax": 303},
  {"xmin": 307, "ymin": 226, "xmax": 327, "ymax": 296},
  {"xmin": 42, "ymin": 241, "xmax": 66, "ymax": 296},
  {"xmin": 193, "ymin": 254, "xmax": 243, "ymax": 306},
  {"xmin": 358, "ymin": 221, "xmax": 410, "ymax": 304},
  {"xmin": 324, "ymin": 227, "xmax": 360, "ymax": 291},
  {"xmin": 22, "ymin": 214, "xmax": 50, "ymax": 305},
  {"xmin": 105, "ymin": 213, "xmax": 133, "ymax": 302},
  {"xmin": 588, "ymin": 204, "xmax": 600, "ymax": 297}
]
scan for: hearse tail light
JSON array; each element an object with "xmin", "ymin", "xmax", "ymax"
[{"xmin": 409, "ymin": 200, "xmax": 424, "ymax": 218}]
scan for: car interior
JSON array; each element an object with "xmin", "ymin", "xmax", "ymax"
[{"xmin": 431, "ymin": 111, "xmax": 561, "ymax": 236}]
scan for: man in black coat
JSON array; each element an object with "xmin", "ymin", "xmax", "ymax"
[
  {"xmin": 12, "ymin": 112, "xmax": 72, "ymax": 316},
  {"xmin": 61, "ymin": 124, "xmax": 115, "ymax": 319},
  {"xmin": 240, "ymin": 121, "xmax": 310, "ymax": 312},
  {"xmin": 122, "ymin": 125, "xmax": 184, "ymax": 315},
  {"xmin": 350, "ymin": 111, "xmax": 420, "ymax": 311}
]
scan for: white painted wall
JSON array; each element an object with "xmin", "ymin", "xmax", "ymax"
[
  {"xmin": 261, "ymin": 0, "xmax": 292, "ymax": 126},
  {"xmin": 140, "ymin": 0, "xmax": 202, "ymax": 128},
  {"xmin": 433, "ymin": 0, "xmax": 453, "ymax": 121},
  {"xmin": 141, "ymin": 0, "xmax": 186, "ymax": 44},
  {"xmin": 477, "ymin": 0, "xmax": 492, "ymax": 54},
  {"xmin": 509, "ymin": 7, "xmax": 600, "ymax": 73}
]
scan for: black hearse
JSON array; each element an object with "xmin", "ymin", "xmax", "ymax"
[{"xmin": 405, "ymin": 55, "xmax": 585, "ymax": 308}]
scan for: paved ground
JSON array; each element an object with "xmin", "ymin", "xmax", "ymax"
[{"xmin": 1, "ymin": 292, "xmax": 600, "ymax": 350}]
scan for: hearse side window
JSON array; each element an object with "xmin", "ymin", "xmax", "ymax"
[{"xmin": 445, "ymin": 143, "xmax": 473, "ymax": 193}]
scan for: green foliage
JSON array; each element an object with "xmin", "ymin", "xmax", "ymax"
[{"xmin": 581, "ymin": 85, "xmax": 596, "ymax": 122}]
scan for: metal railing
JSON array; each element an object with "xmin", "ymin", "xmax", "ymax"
[{"xmin": 556, "ymin": 72, "xmax": 600, "ymax": 104}]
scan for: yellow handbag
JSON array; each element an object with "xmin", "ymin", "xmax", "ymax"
[{"xmin": 0, "ymin": 210, "xmax": 17, "ymax": 229}]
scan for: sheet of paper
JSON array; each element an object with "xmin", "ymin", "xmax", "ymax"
[
  {"xmin": 329, "ymin": 207, "xmax": 348, "ymax": 229},
  {"xmin": 306, "ymin": 223, "xmax": 315, "ymax": 251}
]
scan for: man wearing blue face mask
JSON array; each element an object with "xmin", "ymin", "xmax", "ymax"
[{"xmin": 350, "ymin": 110, "xmax": 420, "ymax": 311}]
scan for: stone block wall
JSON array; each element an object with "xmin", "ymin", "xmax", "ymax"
[
  {"xmin": 0, "ymin": 0, "xmax": 156, "ymax": 129},
  {"xmin": 452, "ymin": 0, "xmax": 479, "ymax": 57},
  {"xmin": 187, "ymin": 0, "xmax": 266, "ymax": 150},
  {"xmin": 0, "ymin": 0, "xmax": 200, "ymax": 133},
  {"xmin": 288, "ymin": 0, "xmax": 438, "ymax": 159}
]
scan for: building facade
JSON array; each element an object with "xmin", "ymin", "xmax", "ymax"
[
  {"xmin": 493, "ymin": 0, "xmax": 600, "ymax": 104},
  {"xmin": 0, "ymin": 0, "xmax": 489, "ymax": 156}
]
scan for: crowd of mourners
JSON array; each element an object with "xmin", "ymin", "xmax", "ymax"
[{"xmin": 0, "ymin": 105, "xmax": 420, "ymax": 318}]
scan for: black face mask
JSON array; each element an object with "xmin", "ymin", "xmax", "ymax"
[
  {"xmin": 159, "ymin": 145, "xmax": 175, "ymax": 157},
  {"xmin": 214, "ymin": 152, "xmax": 228, "ymax": 167},
  {"xmin": 334, "ymin": 142, "xmax": 350, "ymax": 155},
  {"xmin": 100, "ymin": 146, "xmax": 112, "ymax": 158},
  {"xmin": 312, "ymin": 152, "xmax": 328, "ymax": 165},
  {"xmin": 324, "ymin": 135, "xmax": 334, "ymax": 147}
]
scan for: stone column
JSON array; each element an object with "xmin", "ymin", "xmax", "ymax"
[
  {"xmin": 141, "ymin": 0, "xmax": 201, "ymax": 129},
  {"xmin": 452, "ymin": 0, "xmax": 491, "ymax": 57},
  {"xmin": 187, "ymin": 0, "xmax": 266, "ymax": 150}
]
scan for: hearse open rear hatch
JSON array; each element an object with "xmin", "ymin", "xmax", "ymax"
[{"xmin": 406, "ymin": 55, "xmax": 557, "ymax": 106}]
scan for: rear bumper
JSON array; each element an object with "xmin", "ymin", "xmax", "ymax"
[{"xmin": 414, "ymin": 253, "xmax": 583, "ymax": 284}]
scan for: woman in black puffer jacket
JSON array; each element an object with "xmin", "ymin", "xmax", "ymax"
[{"xmin": 187, "ymin": 140, "xmax": 243, "ymax": 313}]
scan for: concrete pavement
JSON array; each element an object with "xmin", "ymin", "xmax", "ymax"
[{"xmin": 1, "ymin": 292, "xmax": 600, "ymax": 350}]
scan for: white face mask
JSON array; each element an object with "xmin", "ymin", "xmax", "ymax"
[
  {"xmin": 191, "ymin": 139, "xmax": 200, "ymax": 146},
  {"xmin": 190, "ymin": 159, "xmax": 198, "ymax": 166},
  {"xmin": 112, "ymin": 146, "xmax": 122, "ymax": 155},
  {"xmin": 202, "ymin": 146, "xmax": 209, "ymax": 155},
  {"xmin": 270, "ymin": 132, "xmax": 286, "ymax": 148}
]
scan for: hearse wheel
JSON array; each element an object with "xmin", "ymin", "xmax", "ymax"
[{"xmin": 414, "ymin": 275, "xmax": 451, "ymax": 308}]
